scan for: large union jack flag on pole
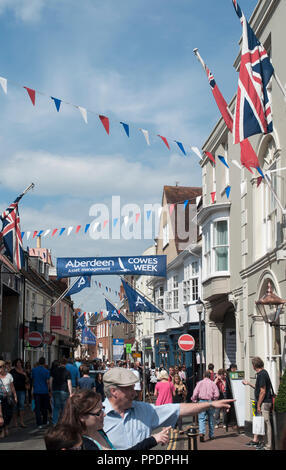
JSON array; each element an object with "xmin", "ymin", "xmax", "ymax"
[
  {"xmin": 232, "ymin": 0, "xmax": 274, "ymax": 144},
  {"xmin": 0, "ymin": 184, "xmax": 34, "ymax": 270},
  {"xmin": 0, "ymin": 196, "xmax": 24, "ymax": 270}
]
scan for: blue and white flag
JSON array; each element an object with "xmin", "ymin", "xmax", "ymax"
[
  {"xmin": 65, "ymin": 276, "xmax": 91, "ymax": 297},
  {"xmin": 76, "ymin": 312, "xmax": 85, "ymax": 330},
  {"xmin": 81, "ymin": 326, "xmax": 96, "ymax": 345},
  {"xmin": 105, "ymin": 298, "xmax": 131, "ymax": 324},
  {"xmin": 122, "ymin": 279, "xmax": 163, "ymax": 314}
]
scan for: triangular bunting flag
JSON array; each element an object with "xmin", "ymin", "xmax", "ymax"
[
  {"xmin": 140, "ymin": 128, "xmax": 150, "ymax": 146},
  {"xmin": 52, "ymin": 229, "xmax": 58, "ymax": 236},
  {"xmin": 78, "ymin": 106, "xmax": 88, "ymax": 123},
  {"xmin": 225, "ymin": 186, "xmax": 231, "ymax": 199},
  {"xmin": 51, "ymin": 97, "xmax": 62, "ymax": 112},
  {"xmin": 33, "ymin": 231, "xmax": 38, "ymax": 238},
  {"xmin": 218, "ymin": 155, "xmax": 229, "ymax": 168},
  {"xmin": 99, "ymin": 115, "xmax": 110, "ymax": 134},
  {"xmin": 43, "ymin": 229, "xmax": 50, "ymax": 237},
  {"xmin": 158, "ymin": 135, "xmax": 170, "ymax": 150},
  {"xmin": 24, "ymin": 87, "xmax": 36, "ymax": 106},
  {"xmin": 211, "ymin": 192, "xmax": 216, "ymax": 203},
  {"xmin": 37, "ymin": 230, "xmax": 44, "ymax": 237},
  {"xmin": 256, "ymin": 167, "xmax": 264, "ymax": 178},
  {"xmin": 135, "ymin": 213, "xmax": 140, "ymax": 223},
  {"xmin": 59, "ymin": 228, "xmax": 66, "ymax": 236},
  {"xmin": 146, "ymin": 210, "xmax": 152, "ymax": 220},
  {"xmin": 0, "ymin": 77, "xmax": 7, "ymax": 94},
  {"xmin": 120, "ymin": 122, "xmax": 130, "ymax": 137},
  {"xmin": 113, "ymin": 218, "xmax": 118, "ymax": 227},
  {"xmin": 191, "ymin": 147, "xmax": 203, "ymax": 160},
  {"xmin": 84, "ymin": 224, "xmax": 90, "ymax": 233},
  {"xmin": 67, "ymin": 226, "xmax": 73, "ymax": 236},
  {"xmin": 21, "ymin": 232, "xmax": 25, "ymax": 239},
  {"xmin": 103, "ymin": 220, "xmax": 108, "ymax": 229},
  {"xmin": 257, "ymin": 176, "xmax": 263, "ymax": 188},
  {"xmin": 76, "ymin": 225, "xmax": 81, "ymax": 233},
  {"xmin": 175, "ymin": 141, "xmax": 186, "ymax": 155},
  {"xmin": 124, "ymin": 216, "xmax": 129, "ymax": 226},
  {"xmin": 205, "ymin": 151, "xmax": 216, "ymax": 164},
  {"xmin": 26, "ymin": 232, "xmax": 31, "ymax": 240},
  {"xmin": 184, "ymin": 200, "xmax": 189, "ymax": 209}
]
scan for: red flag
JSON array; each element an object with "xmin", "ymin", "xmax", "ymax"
[
  {"xmin": 52, "ymin": 229, "xmax": 58, "ymax": 236},
  {"xmin": 24, "ymin": 87, "xmax": 36, "ymax": 106},
  {"xmin": 33, "ymin": 231, "xmax": 38, "ymax": 239},
  {"xmin": 211, "ymin": 192, "xmax": 216, "ymax": 203},
  {"xmin": 99, "ymin": 115, "xmax": 110, "ymax": 135},
  {"xmin": 169, "ymin": 204, "xmax": 175, "ymax": 215},
  {"xmin": 76, "ymin": 225, "xmax": 81, "ymax": 233},
  {"xmin": 205, "ymin": 151, "xmax": 216, "ymax": 164},
  {"xmin": 158, "ymin": 135, "xmax": 170, "ymax": 150},
  {"xmin": 240, "ymin": 139, "xmax": 260, "ymax": 173},
  {"xmin": 257, "ymin": 176, "xmax": 263, "ymax": 187}
]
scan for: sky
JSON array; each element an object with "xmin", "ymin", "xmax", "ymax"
[{"xmin": 0, "ymin": 0, "xmax": 257, "ymax": 312}]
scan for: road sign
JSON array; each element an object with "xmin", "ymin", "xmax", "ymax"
[
  {"xmin": 26, "ymin": 331, "xmax": 43, "ymax": 348},
  {"xmin": 178, "ymin": 334, "xmax": 195, "ymax": 351}
]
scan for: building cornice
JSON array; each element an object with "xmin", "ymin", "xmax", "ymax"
[{"xmin": 240, "ymin": 242, "xmax": 286, "ymax": 279}]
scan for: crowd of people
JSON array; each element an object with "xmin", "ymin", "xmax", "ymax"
[{"xmin": 0, "ymin": 354, "xmax": 280, "ymax": 450}]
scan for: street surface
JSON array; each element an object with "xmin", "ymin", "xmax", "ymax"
[{"xmin": 0, "ymin": 405, "xmax": 256, "ymax": 451}]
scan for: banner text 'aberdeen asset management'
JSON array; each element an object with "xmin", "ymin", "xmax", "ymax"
[{"xmin": 57, "ymin": 255, "xmax": 167, "ymax": 278}]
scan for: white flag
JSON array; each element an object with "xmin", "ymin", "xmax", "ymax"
[
  {"xmin": 78, "ymin": 106, "xmax": 88, "ymax": 123},
  {"xmin": 92, "ymin": 222, "xmax": 99, "ymax": 232},
  {"xmin": 124, "ymin": 215, "xmax": 129, "ymax": 226},
  {"xmin": 43, "ymin": 229, "xmax": 51, "ymax": 237},
  {"xmin": 0, "ymin": 77, "xmax": 7, "ymax": 94},
  {"xmin": 26, "ymin": 231, "xmax": 31, "ymax": 240},
  {"xmin": 140, "ymin": 128, "xmax": 150, "ymax": 146},
  {"xmin": 191, "ymin": 146, "xmax": 203, "ymax": 160},
  {"xmin": 67, "ymin": 226, "xmax": 73, "ymax": 236}
]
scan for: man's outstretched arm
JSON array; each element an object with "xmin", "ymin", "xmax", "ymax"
[{"xmin": 179, "ymin": 399, "xmax": 235, "ymax": 417}]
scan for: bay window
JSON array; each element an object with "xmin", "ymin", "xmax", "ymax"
[{"xmin": 203, "ymin": 218, "xmax": 229, "ymax": 278}]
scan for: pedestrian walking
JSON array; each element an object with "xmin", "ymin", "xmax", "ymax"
[
  {"xmin": 59, "ymin": 389, "xmax": 171, "ymax": 450},
  {"xmin": 154, "ymin": 370, "xmax": 175, "ymax": 405},
  {"xmin": 207, "ymin": 363, "xmax": 216, "ymax": 381},
  {"xmin": 191, "ymin": 371, "xmax": 220, "ymax": 442},
  {"xmin": 149, "ymin": 363, "xmax": 157, "ymax": 396},
  {"xmin": 101, "ymin": 367, "xmax": 234, "ymax": 449},
  {"xmin": 24, "ymin": 361, "xmax": 32, "ymax": 406},
  {"xmin": 77, "ymin": 365, "xmax": 96, "ymax": 391},
  {"xmin": 31, "ymin": 357, "xmax": 50, "ymax": 429},
  {"xmin": 243, "ymin": 357, "xmax": 274, "ymax": 450},
  {"xmin": 214, "ymin": 369, "xmax": 227, "ymax": 428},
  {"xmin": 50, "ymin": 357, "xmax": 72, "ymax": 425},
  {"xmin": 0, "ymin": 360, "xmax": 17, "ymax": 438},
  {"xmin": 66, "ymin": 358, "xmax": 80, "ymax": 393},
  {"xmin": 10, "ymin": 358, "xmax": 29, "ymax": 428},
  {"xmin": 173, "ymin": 374, "xmax": 187, "ymax": 433}
]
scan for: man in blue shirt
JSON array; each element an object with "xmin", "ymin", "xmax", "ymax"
[
  {"xmin": 103, "ymin": 368, "xmax": 234, "ymax": 450},
  {"xmin": 31, "ymin": 357, "xmax": 50, "ymax": 428},
  {"xmin": 66, "ymin": 358, "xmax": 80, "ymax": 391}
]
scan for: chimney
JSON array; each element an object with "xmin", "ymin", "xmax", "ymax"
[{"xmin": 36, "ymin": 236, "xmax": 41, "ymax": 249}]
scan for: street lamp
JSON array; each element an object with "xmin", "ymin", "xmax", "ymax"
[
  {"xmin": 256, "ymin": 281, "xmax": 286, "ymax": 327},
  {"xmin": 196, "ymin": 298, "xmax": 204, "ymax": 380}
]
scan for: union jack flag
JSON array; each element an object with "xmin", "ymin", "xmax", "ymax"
[
  {"xmin": 232, "ymin": 0, "xmax": 274, "ymax": 144},
  {"xmin": 0, "ymin": 194, "xmax": 24, "ymax": 270}
]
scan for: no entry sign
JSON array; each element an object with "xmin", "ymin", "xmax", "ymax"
[
  {"xmin": 26, "ymin": 331, "xmax": 43, "ymax": 348},
  {"xmin": 178, "ymin": 334, "xmax": 195, "ymax": 352}
]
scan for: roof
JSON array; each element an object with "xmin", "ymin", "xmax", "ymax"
[{"xmin": 163, "ymin": 185, "xmax": 202, "ymax": 205}]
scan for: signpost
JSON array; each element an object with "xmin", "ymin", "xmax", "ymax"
[
  {"xmin": 178, "ymin": 334, "xmax": 195, "ymax": 351},
  {"xmin": 26, "ymin": 331, "xmax": 43, "ymax": 348}
]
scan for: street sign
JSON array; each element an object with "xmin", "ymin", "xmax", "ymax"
[
  {"xmin": 26, "ymin": 331, "xmax": 43, "ymax": 348},
  {"xmin": 178, "ymin": 334, "xmax": 195, "ymax": 351}
]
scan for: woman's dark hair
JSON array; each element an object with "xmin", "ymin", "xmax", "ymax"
[
  {"xmin": 44, "ymin": 424, "xmax": 82, "ymax": 451},
  {"xmin": 59, "ymin": 390, "xmax": 102, "ymax": 432},
  {"xmin": 12, "ymin": 358, "xmax": 23, "ymax": 367}
]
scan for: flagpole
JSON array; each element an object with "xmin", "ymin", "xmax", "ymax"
[
  {"xmin": 42, "ymin": 276, "xmax": 81, "ymax": 320},
  {"xmin": 193, "ymin": 48, "xmax": 234, "ymax": 119}
]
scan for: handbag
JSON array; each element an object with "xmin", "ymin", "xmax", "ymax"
[{"xmin": 252, "ymin": 415, "xmax": 265, "ymax": 435}]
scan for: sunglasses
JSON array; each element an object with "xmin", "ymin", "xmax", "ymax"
[{"xmin": 87, "ymin": 410, "xmax": 103, "ymax": 417}]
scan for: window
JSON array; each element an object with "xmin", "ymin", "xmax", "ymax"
[
  {"xmin": 173, "ymin": 275, "xmax": 178, "ymax": 309},
  {"xmin": 203, "ymin": 218, "xmax": 229, "ymax": 278},
  {"xmin": 213, "ymin": 220, "xmax": 229, "ymax": 271},
  {"xmin": 183, "ymin": 261, "xmax": 199, "ymax": 304},
  {"xmin": 155, "ymin": 286, "xmax": 164, "ymax": 311}
]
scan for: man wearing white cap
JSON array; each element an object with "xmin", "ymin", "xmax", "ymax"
[{"xmin": 102, "ymin": 367, "xmax": 234, "ymax": 450}]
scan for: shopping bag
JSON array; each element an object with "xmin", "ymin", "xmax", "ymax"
[{"xmin": 252, "ymin": 415, "xmax": 265, "ymax": 435}]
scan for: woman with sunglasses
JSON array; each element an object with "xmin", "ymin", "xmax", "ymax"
[{"xmin": 59, "ymin": 389, "xmax": 170, "ymax": 450}]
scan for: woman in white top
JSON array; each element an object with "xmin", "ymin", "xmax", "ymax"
[{"xmin": 0, "ymin": 360, "xmax": 17, "ymax": 438}]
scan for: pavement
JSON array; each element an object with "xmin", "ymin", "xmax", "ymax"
[{"xmin": 0, "ymin": 402, "xmax": 269, "ymax": 452}]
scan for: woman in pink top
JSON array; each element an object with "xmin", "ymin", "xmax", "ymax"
[{"xmin": 154, "ymin": 371, "xmax": 175, "ymax": 406}]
